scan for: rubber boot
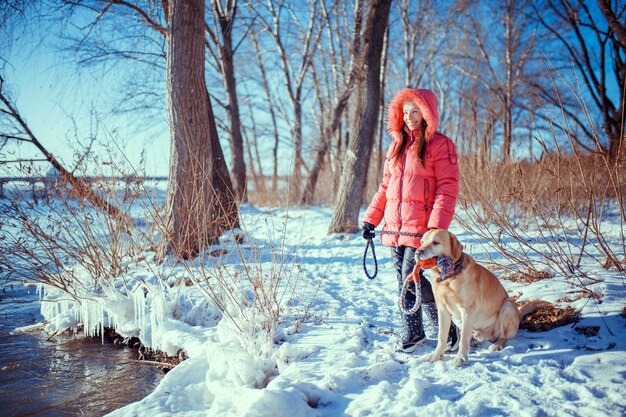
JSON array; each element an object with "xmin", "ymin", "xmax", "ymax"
[
  {"xmin": 391, "ymin": 246, "xmax": 426, "ymax": 353},
  {"xmin": 399, "ymin": 290, "xmax": 426, "ymax": 353},
  {"xmin": 423, "ymin": 302, "xmax": 460, "ymax": 352}
]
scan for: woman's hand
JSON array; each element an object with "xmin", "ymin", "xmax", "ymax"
[{"xmin": 362, "ymin": 222, "xmax": 375, "ymax": 240}]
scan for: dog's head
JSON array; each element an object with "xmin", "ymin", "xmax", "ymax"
[{"xmin": 417, "ymin": 229, "xmax": 463, "ymax": 265}]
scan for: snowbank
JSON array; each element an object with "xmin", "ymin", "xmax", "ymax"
[{"xmin": 35, "ymin": 206, "xmax": 624, "ymax": 417}]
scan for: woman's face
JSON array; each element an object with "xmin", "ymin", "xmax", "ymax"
[{"xmin": 403, "ymin": 101, "xmax": 423, "ymax": 131}]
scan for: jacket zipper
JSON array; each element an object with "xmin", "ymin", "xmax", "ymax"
[
  {"xmin": 423, "ymin": 178, "xmax": 430, "ymax": 228},
  {"xmin": 397, "ymin": 134, "xmax": 410, "ymax": 246}
]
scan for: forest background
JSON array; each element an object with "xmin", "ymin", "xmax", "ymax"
[{"xmin": 0, "ymin": 0, "xmax": 624, "ymax": 296}]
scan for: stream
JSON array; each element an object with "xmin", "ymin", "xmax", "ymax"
[{"xmin": 0, "ymin": 282, "xmax": 163, "ymax": 416}]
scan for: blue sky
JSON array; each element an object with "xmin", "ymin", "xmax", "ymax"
[{"xmin": 3, "ymin": 30, "xmax": 171, "ymax": 177}]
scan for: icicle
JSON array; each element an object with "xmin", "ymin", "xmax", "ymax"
[
  {"xmin": 78, "ymin": 299, "xmax": 104, "ymax": 338},
  {"xmin": 81, "ymin": 301, "xmax": 89, "ymax": 337},
  {"xmin": 150, "ymin": 288, "xmax": 166, "ymax": 350},
  {"xmin": 133, "ymin": 284, "xmax": 147, "ymax": 340}
]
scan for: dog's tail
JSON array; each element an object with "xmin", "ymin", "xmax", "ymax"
[{"xmin": 518, "ymin": 300, "xmax": 553, "ymax": 320}]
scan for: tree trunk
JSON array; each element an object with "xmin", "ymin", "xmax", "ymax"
[
  {"xmin": 160, "ymin": 0, "xmax": 219, "ymax": 259},
  {"xmin": 207, "ymin": 90, "xmax": 240, "ymax": 232},
  {"xmin": 300, "ymin": 0, "xmax": 365, "ymax": 205},
  {"xmin": 250, "ymin": 29, "xmax": 280, "ymax": 196},
  {"xmin": 300, "ymin": 127, "xmax": 326, "ymax": 205},
  {"xmin": 503, "ymin": 1, "xmax": 513, "ymax": 161},
  {"xmin": 215, "ymin": 1, "xmax": 247, "ymax": 202},
  {"xmin": 291, "ymin": 101, "xmax": 304, "ymax": 202},
  {"xmin": 300, "ymin": 67, "xmax": 359, "ymax": 205},
  {"xmin": 328, "ymin": 0, "xmax": 392, "ymax": 234},
  {"xmin": 377, "ymin": 23, "xmax": 390, "ymax": 182}
]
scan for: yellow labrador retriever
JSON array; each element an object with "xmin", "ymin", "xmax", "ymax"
[{"xmin": 415, "ymin": 229, "xmax": 550, "ymax": 366}]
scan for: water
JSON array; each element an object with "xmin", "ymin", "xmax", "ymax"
[{"xmin": 0, "ymin": 283, "xmax": 163, "ymax": 416}]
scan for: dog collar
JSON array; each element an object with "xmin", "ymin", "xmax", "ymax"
[{"xmin": 436, "ymin": 253, "xmax": 466, "ymax": 282}]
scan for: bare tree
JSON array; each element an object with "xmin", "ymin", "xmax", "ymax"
[
  {"xmin": 450, "ymin": 0, "xmax": 542, "ymax": 161},
  {"xmin": 159, "ymin": 0, "xmax": 220, "ymax": 259},
  {"xmin": 251, "ymin": 0, "xmax": 323, "ymax": 202},
  {"xmin": 240, "ymin": 95, "xmax": 268, "ymax": 197},
  {"xmin": 0, "ymin": 76, "xmax": 131, "ymax": 225},
  {"xmin": 56, "ymin": 1, "xmax": 240, "ymax": 245},
  {"xmin": 249, "ymin": 27, "xmax": 281, "ymax": 195},
  {"xmin": 300, "ymin": 0, "xmax": 365, "ymax": 205},
  {"xmin": 329, "ymin": 0, "xmax": 392, "ymax": 233},
  {"xmin": 396, "ymin": 0, "xmax": 446, "ymax": 88},
  {"xmin": 530, "ymin": 0, "xmax": 625, "ymax": 164},
  {"xmin": 206, "ymin": 0, "xmax": 247, "ymax": 202}
]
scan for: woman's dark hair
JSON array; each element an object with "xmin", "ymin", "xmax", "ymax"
[{"xmin": 391, "ymin": 119, "xmax": 427, "ymax": 166}]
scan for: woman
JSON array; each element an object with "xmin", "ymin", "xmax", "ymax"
[{"xmin": 362, "ymin": 88, "xmax": 460, "ymax": 353}]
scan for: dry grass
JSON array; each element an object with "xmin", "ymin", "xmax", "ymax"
[
  {"xmin": 556, "ymin": 288, "xmax": 603, "ymax": 303},
  {"xmin": 520, "ymin": 306, "xmax": 580, "ymax": 332},
  {"xmin": 457, "ymin": 145, "xmax": 625, "ymax": 279},
  {"xmin": 500, "ymin": 270, "xmax": 554, "ymax": 284}
]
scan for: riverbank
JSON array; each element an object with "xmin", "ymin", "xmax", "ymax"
[{"xmin": 0, "ymin": 282, "xmax": 164, "ymax": 416}]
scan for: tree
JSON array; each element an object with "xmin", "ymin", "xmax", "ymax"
[
  {"xmin": 0, "ymin": 75, "xmax": 131, "ymax": 225},
  {"xmin": 328, "ymin": 0, "xmax": 392, "ymax": 234},
  {"xmin": 57, "ymin": 0, "xmax": 239, "ymax": 247},
  {"xmin": 159, "ymin": 0, "xmax": 220, "ymax": 259},
  {"xmin": 252, "ymin": 0, "xmax": 323, "ymax": 203},
  {"xmin": 396, "ymin": 0, "xmax": 445, "ymax": 89},
  {"xmin": 300, "ymin": 0, "xmax": 365, "ymax": 205},
  {"xmin": 530, "ymin": 0, "xmax": 625, "ymax": 164},
  {"xmin": 206, "ymin": 0, "xmax": 247, "ymax": 202},
  {"xmin": 248, "ymin": 27, "xmax": 281, "ymax": 195},
  {"xmin": 450, "ymin": 0, "xmax": 543, "ymax": 161}
]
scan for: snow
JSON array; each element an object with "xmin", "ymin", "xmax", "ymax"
[{"xmin": 22, "ymin": 204, "xmax": 626, "ymax": 416}]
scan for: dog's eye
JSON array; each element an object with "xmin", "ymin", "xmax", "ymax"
[{"xmin": 433, "ymin": 241, "xmax": 440, "ymax": 245}]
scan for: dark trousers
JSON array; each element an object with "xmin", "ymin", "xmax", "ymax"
[
  {"xmin": 391, "ymin": 245, "xmax": 458, "ymax": 347},
  {"xmin": 390, "ymin": 246, "xmax": 435, "ymax": 304}
]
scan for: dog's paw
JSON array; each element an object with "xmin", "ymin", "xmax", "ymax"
[
  {"xmin": 453, "ymin": 355, "xmax": 469, "ymax": 367},
  {"xmin": 422, "ymin": 351, "xmax": 444, "ymax": 363}
]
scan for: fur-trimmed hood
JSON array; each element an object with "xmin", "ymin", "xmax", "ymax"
[{"xmin": 387, "ymin": 88, "xmax": 439, "ymax": 141}]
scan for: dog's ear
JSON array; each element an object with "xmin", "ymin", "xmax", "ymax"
[{"xmin": 449, "ymin": 232, "xmax": 463, "ymax": 260}]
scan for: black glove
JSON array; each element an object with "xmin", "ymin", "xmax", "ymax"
[{"xmin": 362, "ymin": 222, "xmax": 375, "ymax": 240}]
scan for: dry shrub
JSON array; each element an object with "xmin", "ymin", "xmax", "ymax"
[
  {"xmin": 457, "ymin": 138, "xmax": 625, "ymax": 280},
  {"xmin": 459, "ymin": 152, "xmax": 624, "ymax": 223},
  {"xmin": 247, "ymin": 175, "xmax": 291, "ymax": 207},
  {"xmin": 556, "ymin": 288, "xmax": 603, "ymax": 303},
  {"xmin": 501, "ymin": 269, "xmax": 554, "ymax": 284},
  {"xmin": 0, "ymin": 173, "xmax": 154, "ymax": 297},
  {"xmin": 520, "ymin": 306, "xmax": 580, "ymax": 332}
]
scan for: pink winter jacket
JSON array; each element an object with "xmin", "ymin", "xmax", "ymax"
[{"xmin": 363, "ymin": 88, "xmax": 459, "ymax": 248}]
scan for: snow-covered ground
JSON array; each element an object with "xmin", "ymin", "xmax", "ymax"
[{"xmin": 20, "ymin": 204, "xmax": 626, "ymax": 416}]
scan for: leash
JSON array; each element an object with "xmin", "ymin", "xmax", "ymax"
[
  {"xmin": 398, "ymin": 255, "xmax": 464, "ymax": 314},
  {"xmin": 362, "ymin": 229, "xmax": 423, "ymax": 280},
  {"xmin": 363, "ymin": 238, "xmax": 379, "ymax": 280},
  {"xmin": 399, "ymin": 269, "xmax": 421, "ymax": 315}
]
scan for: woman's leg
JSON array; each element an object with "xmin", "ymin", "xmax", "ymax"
[{"xmin": 391, "ymin": 246, "xmax": 426, "ymax": 352}]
